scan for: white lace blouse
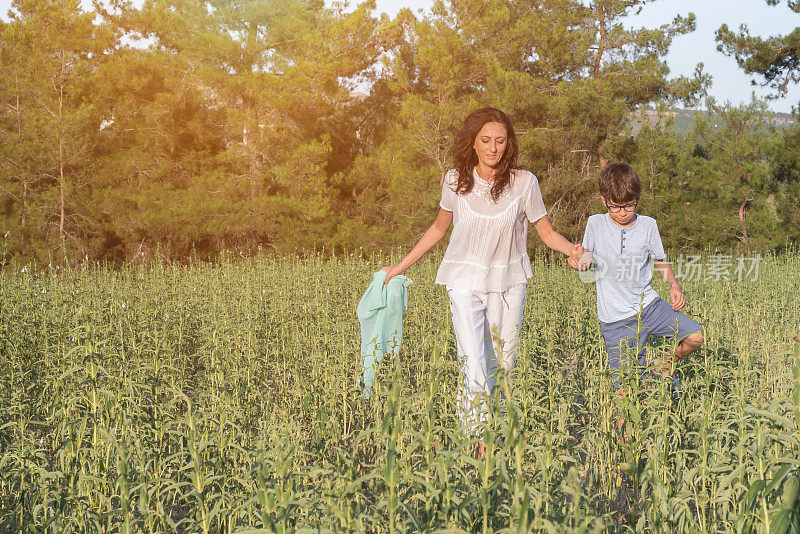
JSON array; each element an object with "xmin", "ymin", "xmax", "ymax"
[{"xmin": 435, "ymin": 168, "xmax": 547, "ymax": 292}]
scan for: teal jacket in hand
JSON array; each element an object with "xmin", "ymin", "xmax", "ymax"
[{"xmin": 357, "ymin": 271, "xmax": 412, "ymax": 399}]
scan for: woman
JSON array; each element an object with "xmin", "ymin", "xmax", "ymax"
[{"xmin": 382, "ymin": 107, "xmax": 582, "ymax": 456}]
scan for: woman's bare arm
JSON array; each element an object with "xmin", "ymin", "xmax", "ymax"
[
  {"xmin": 532, "ymin": 216, "xmax": 583, "ymax": 268},
  {"xmin": 381, "ymin": 209, "xmax": 453, "ymax": 283}
]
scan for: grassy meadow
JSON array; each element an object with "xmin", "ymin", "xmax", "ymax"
[{"xmin": 1, "ymin": 251, "xmax": 799, "ymax": 532}]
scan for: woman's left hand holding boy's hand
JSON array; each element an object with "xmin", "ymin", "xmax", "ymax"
[
  {"xmin": 669, "ymin": 285, "xmax": 686, "ymax": 310},
  {"xmin": 567, "ymin": 243, "xmax": 585, "ymax": 270}
]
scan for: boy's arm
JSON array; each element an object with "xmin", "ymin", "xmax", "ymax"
[{"xmin": 653, "ymin": 258, "xmax": 686, "ymax": 310}]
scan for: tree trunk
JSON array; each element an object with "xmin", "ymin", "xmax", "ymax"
[
  {"xmin": 15, "ymin": 93, "xmax": 28, "ymax": 233},
  {"xmin": 593, "ymin": 3, "xmax": 606, "ymax": 77},
  {"xmin": 739, "ymin": 198, "xmax": 753, "ymax": 244},
  {"xmin": 59, "ymin": 83, "xmax": 65, "ymax": 240}
]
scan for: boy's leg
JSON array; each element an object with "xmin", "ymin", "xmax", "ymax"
[
  {"xmin": 600, "ymin": 316, "xmax": 645, "ymax": 389},
  {"xmin": 673, "ymin": 331, "xmax": 704, "ymax": 361},
  {"xmin": 600, "ymin": 319, "xmax": 643, "ymax": 444},
  {"xmin": 643, "ymin": 298, "xmax": 703, "ymax": 376},
  {"xmin": 653, "ymin": 331, "xmax": 703, "ymax": 377}
]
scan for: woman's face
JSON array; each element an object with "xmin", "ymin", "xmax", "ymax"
[{"xmin": 473, "ymin": 121, "xmax": 507, "ymax": 170}]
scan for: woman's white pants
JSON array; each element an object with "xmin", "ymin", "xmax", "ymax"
[{"xmin": 446, "ymin": 283, "xmax": 526, "ymax": 435}]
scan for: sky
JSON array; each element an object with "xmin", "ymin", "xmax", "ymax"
[{"xmin": 2, "ymin": 0, "xmax": 798, "ymax": 112}]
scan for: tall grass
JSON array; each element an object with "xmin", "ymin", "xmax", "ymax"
[{"xmin": 0, "ymin": 251, "xmax": 798, "ymax": 531}]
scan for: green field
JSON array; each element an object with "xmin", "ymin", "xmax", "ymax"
[{"xmin": 1, "ymin": 252, "xmax": 799, "ymax": 532}]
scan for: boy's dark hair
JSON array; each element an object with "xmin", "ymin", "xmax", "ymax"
[{"xmin": 598, "ymin": 163, "xmax": 641, "ymax": 203}]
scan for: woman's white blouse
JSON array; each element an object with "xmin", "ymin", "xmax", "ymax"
[{"xmin": 435, "ymin": 168, "xmax": 547, "ymax": 292}]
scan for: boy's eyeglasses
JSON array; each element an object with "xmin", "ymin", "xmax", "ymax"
[{"xmin": 605, "ymin": 201, "xmax": 637, "ymax": 213}]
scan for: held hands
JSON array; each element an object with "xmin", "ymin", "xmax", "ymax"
[
  {"xmin": 381, "ymin": 264, "xmax": 405, "ymax": 284},
  {"xmin": 670, "ymin": 285, "xmax": 686, "ymax": 310},
  {"xmin": 385, "ymin": 244, "xmax": 592, "ymax": 279},
  {"xmin": 567, "ymin": 243, "xmax": 588, "ymax": 271}
]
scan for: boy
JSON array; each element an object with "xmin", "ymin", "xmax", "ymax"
[{"xmin": 580, "ymin": 163, "xmax": 703, "ymax": 395}]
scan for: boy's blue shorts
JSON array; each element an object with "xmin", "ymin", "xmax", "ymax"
[{"xmin": 600, "ymin": 297, "xmax": 702, "ymax": 387}]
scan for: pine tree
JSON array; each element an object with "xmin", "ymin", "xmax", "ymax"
[
  {"xmin": 343, "ymin": 0, "xmax": 709, "ymax": 251},
  {"xmin": 0, "ymin": 0, "xmax": 112, "ymax": 259},
  {"xmin": 90, "ymin": 0, "xmax": 393, "ymax": 257},
  {"xmin": 716, "ymin": 0, "xmax": 800, "ymax": 103}
]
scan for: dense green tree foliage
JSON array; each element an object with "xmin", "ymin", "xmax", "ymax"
[
  {"xmin": 343, "ymin": 0, "xmax": 709, "ymax": 249},
  {"xmin": 87, "ymin": 0, "xmax": 396, "ymax": 257},
  {"xmin": 619, "ymin": 101, "xmax": 790, "ymax": 252},
  {"xmin": 0, "ymin": 0, "xmax": 114, "ymax": 256},
  {"xmin": 716, "ymin": 0, "xmax": 800, "ymax": 102},
  {"xmin": 0, "ymin": 0, "xmax": 797, "ymax": 262}
]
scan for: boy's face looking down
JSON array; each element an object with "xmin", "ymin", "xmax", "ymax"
[
  {"xmin": 601, "ymin": 196, "xmax": 638, "ymax": 227},
  {"xmin": 597, "ymin": 163, "xmax": 641, "ymax": 225}
]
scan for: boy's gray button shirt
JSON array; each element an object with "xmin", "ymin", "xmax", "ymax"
[{"xmin": 581, "ymin": 214, "xmax": 666, "ymax": 323}]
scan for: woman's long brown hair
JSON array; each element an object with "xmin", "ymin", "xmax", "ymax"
[{"xmin": 452, "ymin": 107, "xmax": 518, "ymax": 201}]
